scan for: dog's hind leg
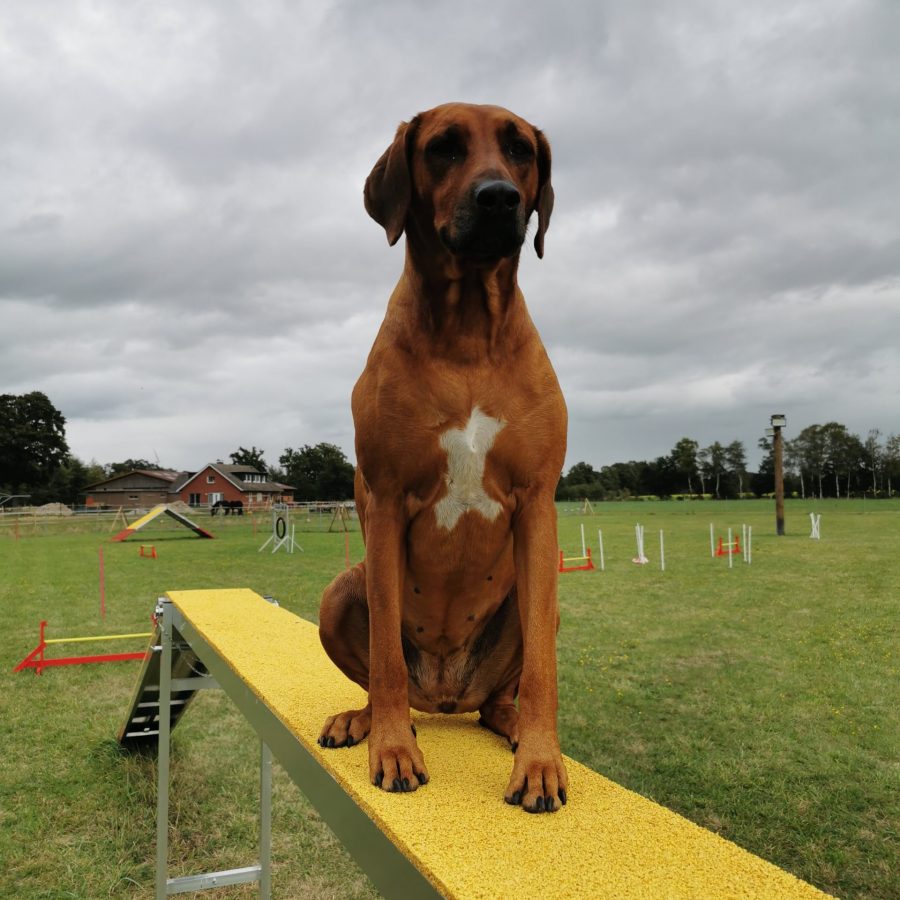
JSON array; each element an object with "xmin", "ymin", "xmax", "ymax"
[
  {"xmin": 318, "ymin": 563, "xmax": 373, "ymax": 748},
  {"xmin": 478, "ymin": 676, "xmax": 521, "ymax": 752}
]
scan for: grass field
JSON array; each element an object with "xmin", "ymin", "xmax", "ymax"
[{"xmin": 1, "ymin": 499, "xmax": 897, "ymax": 899}]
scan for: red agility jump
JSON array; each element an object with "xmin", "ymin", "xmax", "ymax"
[
  {"xmin": 559, "ymin": 522, "xmax": 596, "ymax": 572},
  {"xmin": 13, "ymin": 620, "xmax": 151, "ymax": 675},
  {"xmin": 558, "ymin": 548, "xmax": 595, "ymax": 572}
]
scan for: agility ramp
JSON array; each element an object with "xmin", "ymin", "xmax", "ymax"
[
  {"xmin": 120, "ymin": 589, "xmax": 830, "ymax": 899},
  {"xmin": 111, "ymin": 504, "xmax": 214, "ymax": 542}
]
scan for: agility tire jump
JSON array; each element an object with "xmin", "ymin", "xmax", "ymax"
[{"xmin": 119, "ymin": 589, "xmax": 830, "ymax": 899}]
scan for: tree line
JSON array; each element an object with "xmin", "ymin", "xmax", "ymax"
[
  {"xmin": 557, "ymin": 426, "xmax": 900, "ymax": 501},
  {"xmin": 3, "ymin": 392, "xmax": 896, "ymax": 506}
]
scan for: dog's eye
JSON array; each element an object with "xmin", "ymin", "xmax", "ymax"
[
  {"xmin": 426, "ymin": 135, "xmax": 465, "ymax": 163},
  {"xmin": 506, "ymin": 138, "xmax": 534, "ymax": 161}
]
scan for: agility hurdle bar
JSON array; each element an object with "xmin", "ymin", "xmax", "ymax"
[
  {"xmin": 119, "ymin": 589, "xmax": 830, "ymax": 899},
  {"xmin": 559, "ymin": 524, "xmax": 595, "ymax": 572},
  {"xmin": 13, "ymin": 620, "xmax": 151, "ymax": 675},
  {"xmin": 715, "ymin": 534, "xmax": 742, "ymax": 558}
]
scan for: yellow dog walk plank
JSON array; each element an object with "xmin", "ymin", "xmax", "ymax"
[
  {"xmin": 111, "ymin": 504, "xmax": 214, "ymax": 541},
  {"xmin": 147, "ymin": 589, "xmax": 830, "ymax": 899}
]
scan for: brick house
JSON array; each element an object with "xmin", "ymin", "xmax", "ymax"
[
  {"xmin": 84, "ymin": 465, "xmax": 294, "ymax": 510},
  {"xmin": 171, "ymin": 464, "xmax": 294, "ymax": 508},
  {"xmin": 83, "ymin": 469, "xmax": 185, "ymax": 509}
]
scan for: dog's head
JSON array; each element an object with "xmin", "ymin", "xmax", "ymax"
[{"xmin": 364, "ymin": 103, "xmax": 553, "ymax": 261}]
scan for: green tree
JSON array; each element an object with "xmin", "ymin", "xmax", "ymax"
[
  {"xmin": 83, "ymin": 459, "xmax": 106, "ymax": 486},
  {"xmin": 862, "ymin": 429, "xmax": 882, "ymax": 496},
  {"xmin": 791, "ymin": 425, "xmax": 827, "ymax": 498},
  {"xmin": 751, "ymin": 435, "xmax": 775, "ymax": 496},
  {"xmin": 821, "ymin": 422, "xmax": 863, "ymax": 498},
  {"xmin": 45, "ymin": 457, "xmax": 92, "ymax": 506},
  {"xmin": 670, "ymin": 437, "xmax": 699, "ymax": 496},
  {"xmin": 0, "ymin": 392, "xmax": 69, "ymax": 500},
  {"xmin": 785, "ymin": 436, "xmax": 805, "ymax": 498},
  {"xmin": 724, "ymin": 440, "xmax": 747, "ymax": 497},
  {"xmin": 279, "ymin": 443, "xmax": 355, "ymax": 501},
  {"xmin": 107, "ymin": 458, "xmax": 163, "ymax": 475},
  {"xmin": 884, "ymin": 434, "xmax": 900, "ymax": 497},
  {"xmin": 229, "ymin": 445, "xmax": 268, "ymax": 473},
  {"xmin": 699, "ymin": 441, "xmax": 728, "ymax": 498}
]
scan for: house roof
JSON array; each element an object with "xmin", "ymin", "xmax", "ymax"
[
  {"xmin": 84, "ymin": 469, "xmax": 181, "ymax": 491},
  {"xmin": 173, "ymin": 463, "xmax": 294, "ymax": 495}
]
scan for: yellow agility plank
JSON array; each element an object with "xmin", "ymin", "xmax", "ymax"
[
  {"xmin": 124, "ymin": 504, "xmax": 169, "ymax": 532},
  {"xmin": 111, "ymin": 504, "xmax": 213, "ymax": 541},
  {"xmin": 162, "ymin": 589, "xmax": 830, "ymax": 900}
]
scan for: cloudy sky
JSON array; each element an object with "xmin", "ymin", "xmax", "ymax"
[{"xmin": 2, "ymin": 0, "xmax": 898, "ymax": 474}]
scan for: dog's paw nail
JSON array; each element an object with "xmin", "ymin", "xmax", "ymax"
[
  {"xmin": 391, "ymin": 778, "xmax": 401, "ymax": 792},
  {"xmin": 559, "ymin": 787, "xmax": 567, "ymax": 805},
  {"xmin": 327, "ymin": 736, "xmax": 336, "ymax": 748},
  {"xmin": 510, "ymin": 741, "xmax": 518, "ymax": 753},
  {"xmin": 416, "ymin": 771, "xmax": 429, "ymax": 785},
  {"xmin": 374, "ymin": 771, "xmax": 384, "ymax": 787},
  {"xmin": 402, "ymin": 777, "xmax": 411, "ymax": 791},
  {"xmin": 544, "ymin": 795, "xmax": 556, "ymax": 812},
  {"xmin": 511, "ymin": 790, "xmax": 522, "ymax": 805},
  {"xmin": 410, "ymin": 723, "xmax": 417, "ymax": 737},
  {"xmin": 346, "ymin": 735, "xmax": 355, "ymax": 747}
]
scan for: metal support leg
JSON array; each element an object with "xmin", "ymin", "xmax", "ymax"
[
  {"xmin": 154, "ymin": 598, "xmax": 270, "ymax": 897},
  {"xmin": 156, "ymin": 600, "xmax": 173, "ymax": 900},
  {"xmin": 260, "ymin": 741, "xmax": 272, "ymax": 899}
]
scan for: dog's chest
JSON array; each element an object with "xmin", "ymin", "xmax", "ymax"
[{"xmin": 433, "ymin": 406, "xmax": 505, "ymax": 531}]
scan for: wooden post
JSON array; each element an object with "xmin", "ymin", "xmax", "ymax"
[{"xmin": 773, "ymin": 422, "xmax": 785, "ymax": 536}]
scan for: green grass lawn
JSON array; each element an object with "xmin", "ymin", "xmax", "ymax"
[{"xmin": 1, "ymin": 500, "xmax": 897, "ymax": 898}]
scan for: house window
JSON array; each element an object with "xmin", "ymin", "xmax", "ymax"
[
  {"xmin": 129, "ymin": 495, "xmax": 139, "ymax": 501},
  {"xmin": 207, "ymin": 475, "xmax": 215, "ymax": 484},
  {"xmin": 189, "ymin": 493, "xmax": 201, "ymax": 506}
]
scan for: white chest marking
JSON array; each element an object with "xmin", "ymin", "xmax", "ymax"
[{"xmin": 434, "ymin": 407, "xmax": 505, "ymax": 531}]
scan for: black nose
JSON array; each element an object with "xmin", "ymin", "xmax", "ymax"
[{"xmin": 474, "ymin": 180, "xmax": 520, "ymax": 215}]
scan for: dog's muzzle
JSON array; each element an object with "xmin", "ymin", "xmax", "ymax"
[{"xmin": 442, "ymin": 179, "xmax": 527, "ymax": 260}]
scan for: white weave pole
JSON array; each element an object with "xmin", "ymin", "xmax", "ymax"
[
  {"xmin": 659, "ymin": 529, "xmax": 665, "ymax": 572},
  {"xmin": 580, "ymin": 523, "xmax": 587, "ymax": 558},
  {"xmin": 709, "ymin": 522, "xmax": 715, "ymax": 558},
  {"xmin": 747, "ymin": 526, "xmax": 752, "ymax": 565},
  {"xmin": 742, "ymin": 523, "xmax": 748, "ymax": 562},
  {"xmin": 809, "ymin": 513, "xmax": 821, "ymax": 539},
  {"xmin": 727, "ymin": 527, "xmax": 733, "ymax": 570},
  {"xmin": 633, "ymin": 524, "xmax": 648, "ymax": 564},
  {"xmin": 598, "ymin": 529, "xmax": 605, "ymax": 571}
]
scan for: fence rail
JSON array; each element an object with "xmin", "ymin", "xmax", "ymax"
[{"xmin": 0, "ymin": 500, "xmax": 358, "ymax": 537}]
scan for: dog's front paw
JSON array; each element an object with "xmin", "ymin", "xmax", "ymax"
[
  {"xmin": 369, "ymin": 719, "xmax": 429, "ymax": 793},
  {"xmin": 318, "ymin": 705, "xmax": 371, "ymax": 749},
  {"xmin": 503, "ymin": 734, "xmax": 568, "ymax": 813}
]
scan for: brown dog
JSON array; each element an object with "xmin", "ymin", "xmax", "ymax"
[{"xmin": 318, "ymin": 103, "xmax": 568, "ymax": 814}]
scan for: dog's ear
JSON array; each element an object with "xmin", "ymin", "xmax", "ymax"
[
  {"xmin": 364, "ymin": 119, "xmax": 416, "ymax": 246},
  {"xmin": 533, "ymin": 127, "xmax": 554, "ymax": 259}
]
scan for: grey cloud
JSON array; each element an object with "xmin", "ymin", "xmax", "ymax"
[{"xmin": 1, "ymin": 0, "xmax": 898, "ymax": 472}]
